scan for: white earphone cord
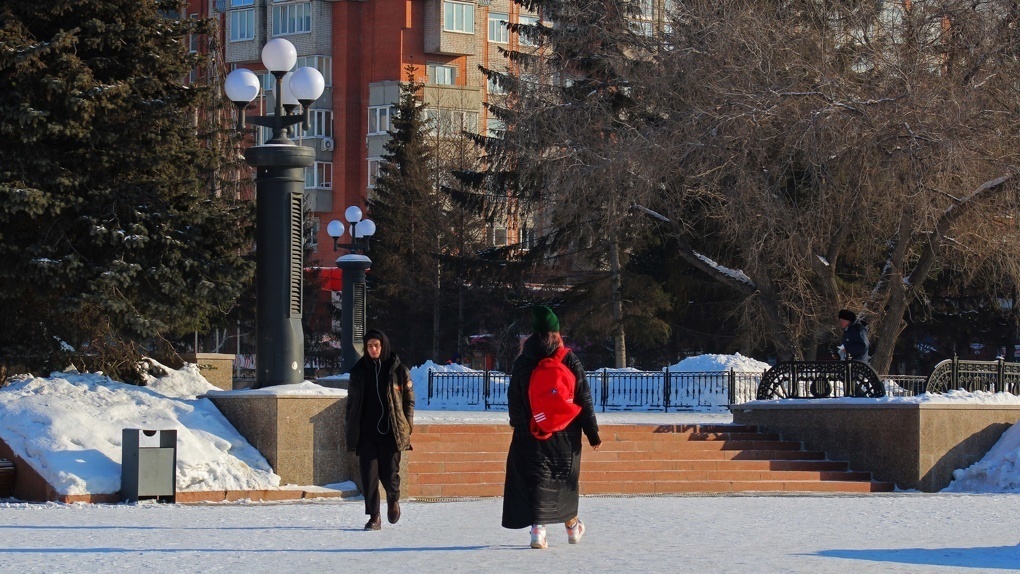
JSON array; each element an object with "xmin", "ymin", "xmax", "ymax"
[{"xmin": 375, "ymin": 360, "xmax": 390, "ymax": 435}]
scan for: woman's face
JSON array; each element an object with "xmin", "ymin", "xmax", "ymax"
[{"xmin": 366, "ymin": 338, "xmax": 383, "ymax": 359}]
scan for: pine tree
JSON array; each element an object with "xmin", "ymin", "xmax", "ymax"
[
  {"xmin": 368, "ymin": 69, "xmax": 496, "ymax": 364},
  {"xmin": 0, "ymin": 0, "xmax": 253, "ymax": 379}
]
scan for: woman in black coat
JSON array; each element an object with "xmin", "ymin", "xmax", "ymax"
[
  {"xmin": 345, "ymin": 329, "xmax": 414, "ymax": 531},
  {"xmin": 502, "ymin": 307, "xmax": 601, "ymax": 549}
]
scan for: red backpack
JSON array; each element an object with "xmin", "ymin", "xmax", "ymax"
[{"xmin": 528, "ymin": 346, "xmax": 582, "ymax": 439}]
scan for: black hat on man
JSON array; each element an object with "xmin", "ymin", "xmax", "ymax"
[{"xmin": 838, "ymin": 309, "xmax": 856, "ymax": 323}]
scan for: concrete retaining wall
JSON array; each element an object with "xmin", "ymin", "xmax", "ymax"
[{"xmin": 732, "ymin": 402, "xmax": 1020, "ymax": 491}]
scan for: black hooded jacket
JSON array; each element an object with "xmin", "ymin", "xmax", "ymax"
[{"xmin": 345, "ymin": 329, "xmax": 415, "ymax": 452}]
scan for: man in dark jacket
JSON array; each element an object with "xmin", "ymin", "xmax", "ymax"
[
  {"xmin": 345, "ymin": 329, "xmax": 414, "ymax": 531},
  {"xmin": 502, "ymin": 306, "xmax": 601, "ymax": 549},
  {"xmin": 839, "ymin": 309, "xmax": 870, "ymax": 364}
]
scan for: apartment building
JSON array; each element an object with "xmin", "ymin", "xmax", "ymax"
[{"xmin": 182, "ymin": 0, "xmax": 536, "ymax": 266}]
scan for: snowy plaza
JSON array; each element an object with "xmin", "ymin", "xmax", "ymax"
[{"xmin": 4, "ymin": 357, "xmax": 1020, "ymax": 572}]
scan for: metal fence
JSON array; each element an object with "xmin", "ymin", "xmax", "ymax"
[
  {"xmin": 426, "ymin": 368, "xmax": 927, "ymax": 411},
  {"xmin": 925, "ymin": 357, "xmax": 1020, "ymax": 394},
  {"xmin": 426, "ymin": 369, "xmax": 767, "ymax": 412}
]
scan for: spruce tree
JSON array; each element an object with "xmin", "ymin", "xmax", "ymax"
[
  {"xmin": 0, "ymin": 0, "xmax": 253, "ymax": 379},
  {"xmin": 368, "ymin": 70, "xmax": 492, "ymax": 364}
]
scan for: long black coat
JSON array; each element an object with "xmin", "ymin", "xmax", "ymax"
[{"xmin": 502, "ymin": 335, "xmax": 600, "ymax": 529}]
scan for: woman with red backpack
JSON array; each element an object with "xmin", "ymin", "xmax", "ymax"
[{"xmin": 502, "ymin": 306, "xmax": 602, "ymax": 549}]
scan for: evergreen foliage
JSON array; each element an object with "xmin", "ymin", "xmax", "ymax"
[
  {"xmin": 367, "ymin": 69, "xmax": 498, "ymax": 365},
  {"xmin": 0, "ymin": 0, "xmax": 254, "ymax": 379}
]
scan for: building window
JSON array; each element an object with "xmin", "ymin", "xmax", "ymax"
[
  {"xmin": 272, "ymin": 2, "xmax": 311, "ymax": 36},
  {"xmin": 493, "ymin": 227, "xmax": 508, "ymax": 247},
  {"xmin": 305, "ymin": 161, "xmax": 333, "ymax": 189},
  {"xmin": 486, "ymin": 116, "xmax": 504, "ymax": 138},
  {"xmin": 519, "ymin": 228, "xmax": 535, "ymax": 249},
  {"xmin": 296, "ymin": 55, "xmax": 332, "ymax": 86},
  {"xmin": 368, "ymin": 106, "xmax": 392, "ymax": 135},
  {"xmin": 305, "ymin": 217, "xmax": 320, "ymax": 252},
  {"xmin": 427, "ymin": 63, "xmax": 457, "ymax": 85},
  {"xmin": 229, "ymin": 8, "xmax": 255, "ymax": 42},
  {"xmin": 488, "ymin": 12, "xmax": 509, "ymax": 43},
  {"xmin": 424, "ymin": 108, "xmax": 478, "ymax": 136},
  {"xmin": 301, "ymin": 109, "xmax": 333, "ymax": 138},
  {"xmin": 487, "ymin": 75, "xmax": 506, "ymax": 95},
  {"xmin": 518, "ymin": 15, "xmax": 539, "ymax": 47},
  {"xmin": 368, "ymin": 158, "xmax": 383, "ymax": 188},
  {"xmin": 443, "ymin": 1, "xmax": 475, "ymax": 33},
  {"xmin": 230, "ymin": 0, "xmax": 254, "ymax": 6}
]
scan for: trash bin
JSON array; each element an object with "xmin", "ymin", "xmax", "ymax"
[{"xmin": 121, "ymin": 429, "xmax": 177, "ymax": 503}]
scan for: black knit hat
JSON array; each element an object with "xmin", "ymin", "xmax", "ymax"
[
  {"xmin": 532, "ymin": 306, "xmax": 560, "ymax": 333},
  {"xmin": 838, "ymin": 309, "xmax": 856, "ymax": 323}
]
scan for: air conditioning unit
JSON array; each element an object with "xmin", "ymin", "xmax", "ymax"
[{"xmin": 321, "ymin": 137, "xmax": 335, "ymax": 151}]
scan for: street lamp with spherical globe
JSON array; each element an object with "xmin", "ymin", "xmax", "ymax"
[{"xmin": 221, "ymin": 38, "xmax": 325, "ymax": 389}]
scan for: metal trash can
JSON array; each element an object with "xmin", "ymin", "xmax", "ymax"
[{"xmin": 121, "ymin": 429, "xmax": 177, "ymax": 503}]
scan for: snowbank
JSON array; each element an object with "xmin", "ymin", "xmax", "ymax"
[{"xmin": 0, "ymin": 364, "xmax": 280, "ymax": 495}]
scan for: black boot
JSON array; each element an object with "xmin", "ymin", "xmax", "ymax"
[{"xmin": 364, "ymin": 515, "xmax": 381, "ymax": 531}]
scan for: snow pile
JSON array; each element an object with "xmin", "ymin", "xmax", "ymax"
[
  {"xmin": 0, "ymin": 364, "xmax": 280, "ymax": 495},
  {"xmin": 946, "ymin": 419, "xmax": 1020, "ymax": 493},
  {"xmin": 667, "ymin": 353, "xmax": 771, "ymax": 373}
]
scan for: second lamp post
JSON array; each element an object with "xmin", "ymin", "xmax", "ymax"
[{"xmin": 327, "ymin": 206, "xmax": 376, "ymax": 372}]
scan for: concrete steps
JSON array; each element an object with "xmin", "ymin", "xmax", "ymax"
[{"xmin": 406, "ymin": 423, "xmax": 895, "ymax": 497}]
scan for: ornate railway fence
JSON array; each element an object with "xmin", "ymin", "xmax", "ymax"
[
  {"xmin": 925, "ymin": 357, "xmax": 1020, "ymax": 394},
  {"xmin": 755, "ymin": 361, "xmax": 886, "ymax": 400}
]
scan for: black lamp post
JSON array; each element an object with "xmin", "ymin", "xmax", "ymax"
[
  {"xmin": 223, "ymin": 38, "xmax": 325, "ymax": 388},
  {"xmin": 326, "ymin": 207, "xmax": 376, "ymax": 372}
]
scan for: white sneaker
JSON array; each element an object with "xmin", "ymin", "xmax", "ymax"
[
  {"xmin": 566, "ymin": 519, "xmax": 585, "ymax": 544},
  {"xmin": 530, "ymin": 524, "xmax": 548, "ymax": 549}
]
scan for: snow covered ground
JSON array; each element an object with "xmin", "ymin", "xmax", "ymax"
[{"xmin": 2, "ymin": 494, "xmax": 1020, "ymax": 573}]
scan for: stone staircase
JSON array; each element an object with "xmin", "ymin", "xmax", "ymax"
[{"xmin": 406, "ymin": 423, "xmax": 895, "ymax": 498}]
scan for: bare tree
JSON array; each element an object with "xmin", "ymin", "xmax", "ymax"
[{"xmin": 634, "ymin": 0, "xmax": 1020, "ymax": 371}]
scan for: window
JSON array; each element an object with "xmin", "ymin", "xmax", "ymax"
[
  {"xmin": 305, "ymin": 217, "xmax": 319, "ymax": 252},
  {"xmin": 272, "ymin": 2, "xmax": 311, "ymax": 36},
  {"xmin": 304, "ymin": 162, "xmax": 332, "ymax": 189},
  {"xmin": 427, "ymin": 63, "xmax": 457, "ymax": 85},
  {"xmin": 488, "ymin": 12, "xmax": 509, "ymax": 43},
  {"xmin": 443, "ymin": 1, "xmax": 474, "ymax": 33},
  {"xmin": 487, "ymin": 75, "xmax": 506, "ymax": 95},
  {"xmin": 493, "ymin": 227, "xmax": 508, "ymax": 247},
  {"xmin": 188, "ymin": 14, "xmax": 200, "ymax": 53},
  {"xmin": 296, "ymin": 55, "xmax": 331, "ymax": 86},
  {"xmin": 230, "ymin": 0, "xmax": 254, "ymax": 6},
  {"xmin": 519, "ymin": 228, "xmax": 536, "ymax": 250},
  {"xmin": 229, "ymin": 8, "xmax": 255, "ymax": 42},
  {"xmin": 367, "ymin": 158, "xmax": 383, "ymax": 188},
  {"xmin": 486, "ymin": 116, "xmax": 505, "ymax": 138},
  {"xmin": 424, "ymin": 109, "xmax": 478, "ymax": 136},
  {"xmin": 518, "ymin": 15, "xmax": 539, "ymax": 47},
  {"xmin": 368, "ymin": 106, "xmax": 392, "ymax": 134},
  {"xmin": 301, "ymin": 109, "xmax": 333, "ymax": 138}
]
